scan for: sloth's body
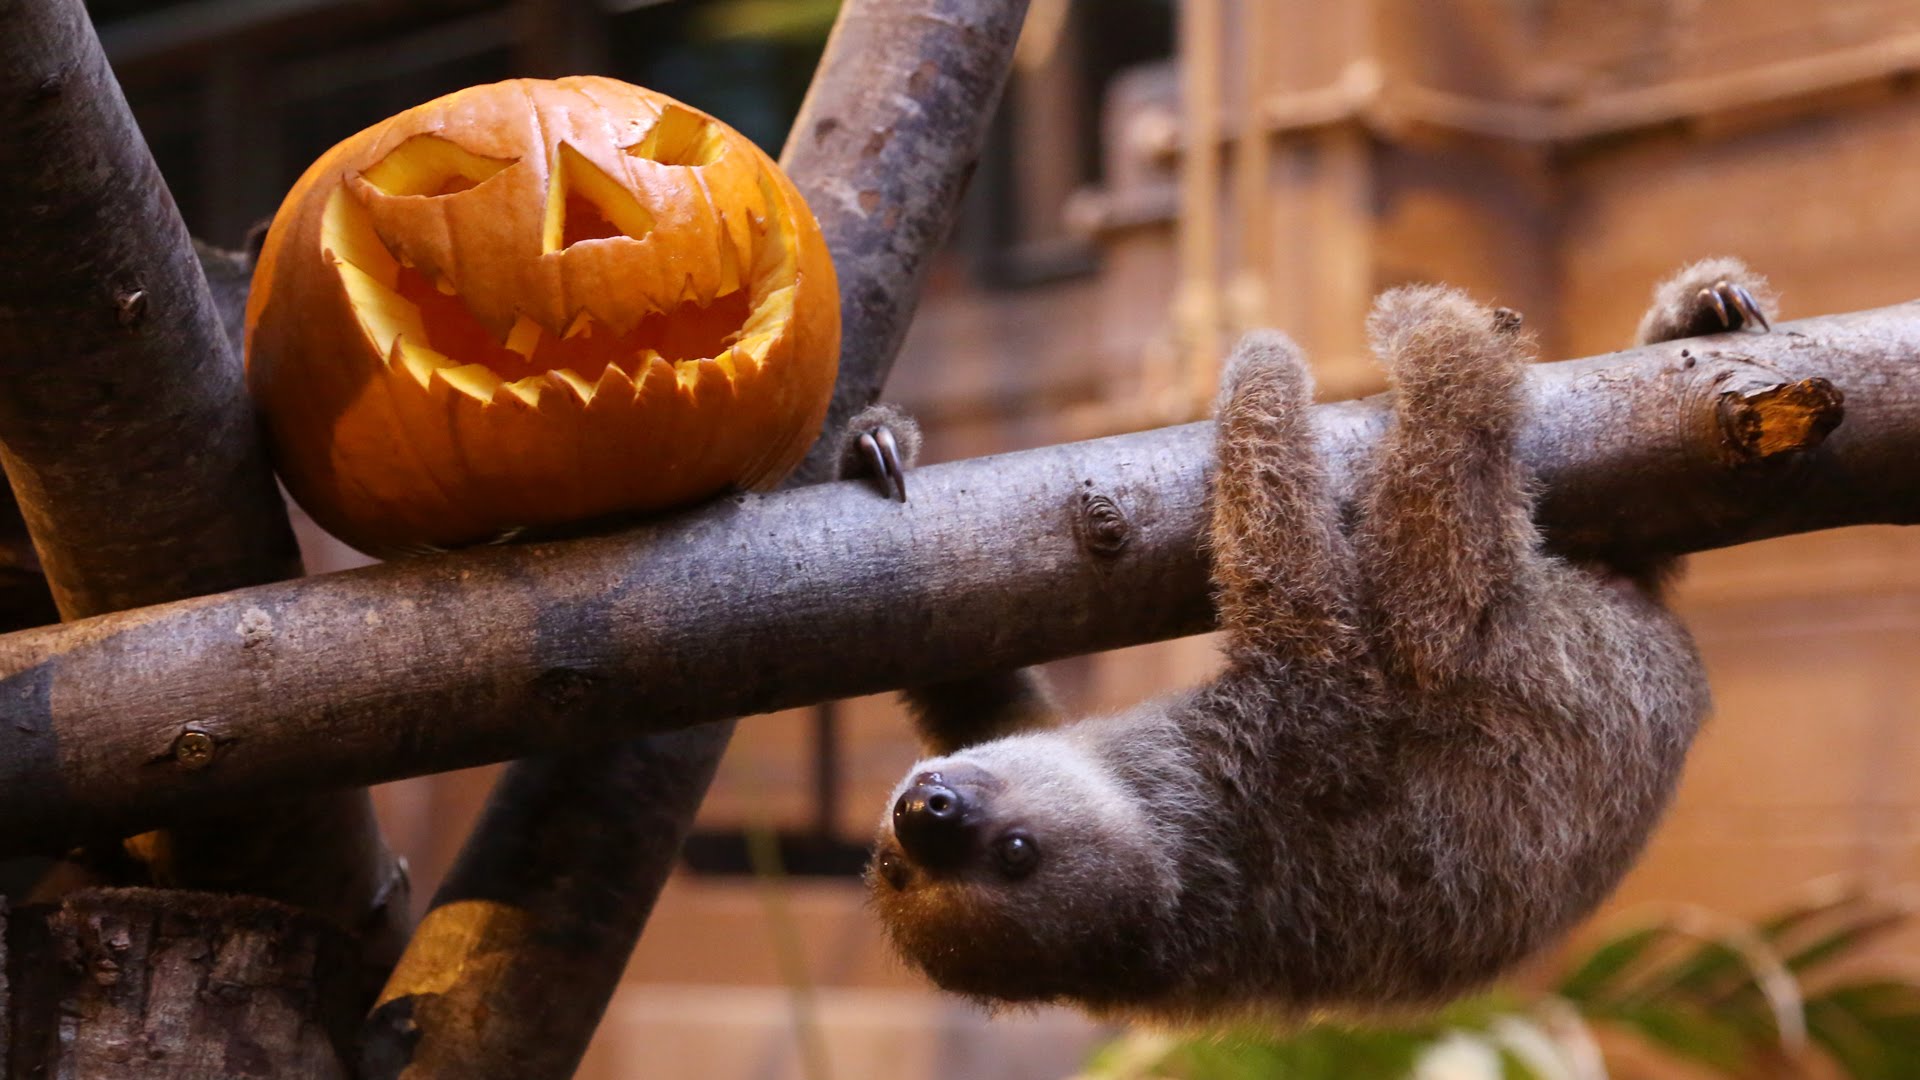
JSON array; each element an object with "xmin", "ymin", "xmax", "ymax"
[{"xmin": 860, "ymin": 261, "xmax": 1771, "ymax": 1021}]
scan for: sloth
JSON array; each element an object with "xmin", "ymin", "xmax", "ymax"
[{"xmin": 841, "ymin": 259, "xmax": 1772, "ymax": 1021}]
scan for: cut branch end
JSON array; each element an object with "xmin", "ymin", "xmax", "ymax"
[{"xmin": 1717, "ymin": 377, "xmax": 1846, "ymax": 459}]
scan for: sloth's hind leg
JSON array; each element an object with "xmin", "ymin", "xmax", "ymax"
[
  {"xmin": 1210, "ymin": 331, "xmax": 1361, "ymax": 674},
  {"xmin": 1355, "ymin": 288, "xmax": 1536, "ymax": 685}
]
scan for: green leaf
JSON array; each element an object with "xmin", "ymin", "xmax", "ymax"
[
  {"xmin": 1806, "ymin": 981, "xmax": 1920, "ymax": 1080},
  {"xmin": 1586, "ymin": 1000, "xmax": 1756, "ymax": 1073},
  {"xmin": 1756, "ymin": 889, "xmax": 1875, "ymax": 942},
  {"xmin": 1710, "ymin": 905, "xmax": 1908, "ymax": 1018},
  {"xmin": 1079, "ymin": 1031, "xmax": 1175, "ymax": 1079},
  {"xmin": 1087, "ymin": 1022, "xmax": 1447, "ymax": 1080},
  {"xmin": 1627, "ymin": 937, "xmax": 1750, "ymax": 1003},
  {"xmin": 1556, "ymin": 925, "xmax": 1665, "ymax": 1003},
  {"xmin": 1496, "ymin": 1045, "xmax": 1550, "ymax": 1080},
  {"xmin": 1777, "ymin": 911, "xmax": 1908, "ymax": 979},
  {"xmin": 1214, "ymin": 1025, "xmax": 1430, "ymax": 1080},
  {"xmin": 1488, "ymin": 1014, "xmax": 1583, "ymax": 1080}
]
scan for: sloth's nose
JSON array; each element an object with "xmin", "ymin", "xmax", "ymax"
[{"xmin": 893, "ymin": 780, "xmax": 974, "ymax": 867}]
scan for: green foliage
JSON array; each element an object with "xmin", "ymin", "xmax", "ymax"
[
  {"xmin": 1077, "ymin": 888, "xmax": 1920, "ymax": 1080},
  {"xmin": 689, "ymin": 0, "xmax": 842, "ymax": 44}
]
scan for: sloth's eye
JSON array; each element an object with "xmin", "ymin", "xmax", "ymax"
[{"xmin": 994, "ymin": 830, "xmax": 1039, "ymax": 879}]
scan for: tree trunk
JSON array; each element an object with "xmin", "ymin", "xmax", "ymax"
[{"xmin": 3, "ymin": 889, "xmax": 359, "ymax": 1078}]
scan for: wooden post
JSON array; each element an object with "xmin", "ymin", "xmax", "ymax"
[{"xmin": 1168, "ymin": 0, "xmax": 1225, "ymax": 417}]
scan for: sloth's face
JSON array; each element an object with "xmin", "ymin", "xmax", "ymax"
[{"xmin": 865, "ymin": 733, "xmax": 1177, "ymax": 1004}]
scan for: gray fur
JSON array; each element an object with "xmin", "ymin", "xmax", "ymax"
[
  {"xmin": 835, "ymin": 402, "xmax": 922, "ymax": 483},
  {"xmin": 1635, "ymin": 256, "xmax": 1776, "ymax": 344},
  {"xmin": 861, "ymin": 262, "xmax": 1761, "ymax": 1021}
]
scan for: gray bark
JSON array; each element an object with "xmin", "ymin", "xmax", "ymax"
[
  {"xmin": 783, "ymin": 0, "xmax": 1035, "ymax": 485},
  {"xmin": 0, "ymin": 0, "xmax": 402, "ymax": 996},
  {"xmin": 3, "ymin": 889, "xmax": 358, "ymax": 1078},
  {"xmin": 0, "ymin": 305, "xmax": 1903, "ymax": 850}
]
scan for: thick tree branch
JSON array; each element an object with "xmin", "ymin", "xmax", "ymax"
[
  {"xmin": 0, "ymin": 1, "xmax": 297, "ymax": 613},
  {"xmin": 3, "ymin": 889, "xmax": 360, "ymax": 1076},
  {"xmin": 0, "ymin": 0, "xmax": 402, "ymax": 986},
  {"xmin": 359, "ymin": 731, "xmax": 729, "ymax": 1080},
  {"xmin": 783, "ymin": 0, "xmax": 1035, "ymax": 487},
  {"xmin": 360, "ymin": 2, "xmax": 1034, "ymax": 1076},
  {"xmin": 0, "ymin": 306, "xmax": 1911, "ymax": 851}
]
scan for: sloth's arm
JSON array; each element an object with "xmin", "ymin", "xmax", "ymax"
[
  {"xmin": 837, "ymin": 404, "xmax": 1062, "ymax": 755},
  {"xmin": 1635, "ymin": 257, "xmax": 1774, "ymax": 346},
  {"xmin": 898, "ymin": 667, "xmax": 1060, "ymax": 755}
]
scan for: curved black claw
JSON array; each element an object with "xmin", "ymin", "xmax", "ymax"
[
  {"xmin": 858, "ymin": 425, "xmax": 909, "ymax": 502},
  {"xmin": 1698, "ymin": 280, "xmax": 1771, "ymax": 334}
]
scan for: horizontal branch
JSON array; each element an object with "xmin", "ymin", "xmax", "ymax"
[{"xmin": 1, "ymin": 304, "xmax": 1917, "ymax": 846}]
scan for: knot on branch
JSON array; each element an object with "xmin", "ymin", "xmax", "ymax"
[
  {"xmin": 114, "ymin": 287, "xmax": 148, "ymax": 329},
  {"xmin": 29, "ymin": 73, "xmax": 64, "ymax": 104},
  {"xmin": 1076, "ymin": 492, "xmax": 1132, "ymax": 556},
  {"xmin": 531, "ymin": 665, "xmax": 603, "ymax": 710},
  {"xmin": 1716, "ymin": 377, "xmax": 1845, "ymax": 460}
]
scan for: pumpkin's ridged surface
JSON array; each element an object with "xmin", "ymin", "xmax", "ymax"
[{"xmin": 245, "ymin": 76, "xmax": 839, "ymax": 555}]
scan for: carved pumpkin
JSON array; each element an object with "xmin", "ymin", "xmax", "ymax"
[{"xmin": 245, "ymin": 76, "xmax": 839, "ymax": 555}]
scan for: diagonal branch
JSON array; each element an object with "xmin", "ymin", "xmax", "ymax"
[
  {"xmin": 0, "ymin": 305, "xmax": 1913, "ymax": 852},
  {"xmin": 359, "ymin": 3, "xmax": 1035, "ymax": 1076},
  {"xmin": 0, "ymin": 0, "xmax": 404, "ymax": 991}
]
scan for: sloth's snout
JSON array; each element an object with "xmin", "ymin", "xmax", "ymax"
[{"xmin": 893, "ymin": 777, "xmax": 976, "ymax": 868}]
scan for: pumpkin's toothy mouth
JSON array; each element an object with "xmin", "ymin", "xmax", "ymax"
[{"xmin": 316, "ymin": 120, "xmax": 798, "ymax": 408}]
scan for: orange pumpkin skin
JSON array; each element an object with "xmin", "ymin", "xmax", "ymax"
[{"xmin": 245, "ymin": 77, "xmax": 839, "ymax": 555}]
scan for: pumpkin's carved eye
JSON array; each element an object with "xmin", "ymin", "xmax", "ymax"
[
  {"xmin": 545, "ymin": 143, "xmax": 655, "ymax": 251},
  {"xmin": 625, "ymin": 104, "xmax": 726, "ymax": 168},
  {"xmin": 362, "ymin": 134, "xmax": 516, "ymax": 198}
]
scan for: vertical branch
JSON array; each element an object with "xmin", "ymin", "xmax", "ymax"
[
  {"xmin": 360, "ymin": 1, "xmax": 1032, "ymax": 1076},
  {"xmin": 0, "ymin": 0, "xmax": 403, "ymax": 994},
  {"xmin": 360, "ymin": 732, "xmax": 728, "ymax": 1080},
  {"xmin": 783, "ymin": 0, "xmax": 1037, "ymax": 484}
]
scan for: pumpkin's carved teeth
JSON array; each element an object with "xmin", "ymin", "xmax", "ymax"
[{"xmin": 321, "ymin": 182, "xmax": 793, "ymax": 407}]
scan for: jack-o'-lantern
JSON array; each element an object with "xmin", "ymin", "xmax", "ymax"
[{"xmin": 245, "ymin": 76, "xmax": 839, "ymax": 555}]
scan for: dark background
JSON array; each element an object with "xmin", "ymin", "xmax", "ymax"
[{"xmin": 94, "ymin": 0, "xmax": 1172, "ymax": 280}]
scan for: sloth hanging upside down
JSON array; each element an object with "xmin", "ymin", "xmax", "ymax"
[{"xmin": 840, "ymin": 260, "xmax": 1773, "ymax": 1021}]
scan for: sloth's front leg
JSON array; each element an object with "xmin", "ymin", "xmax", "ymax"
[
  {"xmin": 834, "ymin": 405, "xmax": 1060, "ymax": 753},
  {"xmin": 837, "ymin": 403, "xmax": 921, "ymax": 503},
  {"xmin": 1635, "ymin": 257, "xmax": 1776, "ymax": 345}
]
